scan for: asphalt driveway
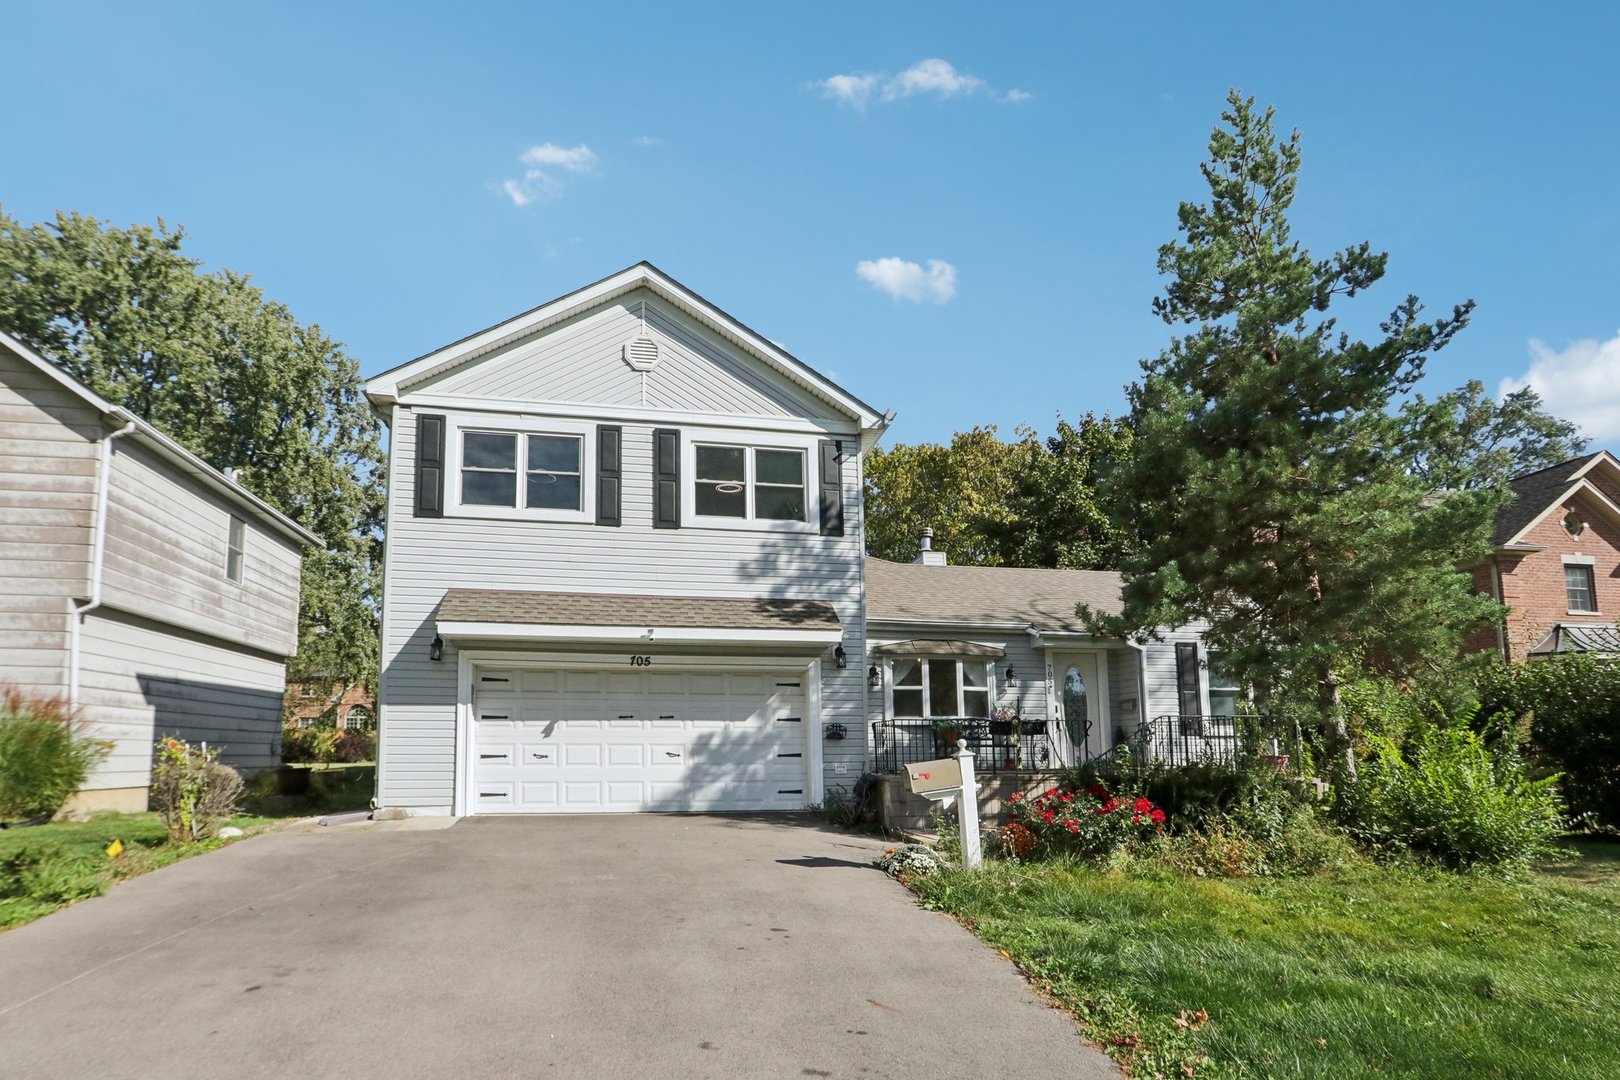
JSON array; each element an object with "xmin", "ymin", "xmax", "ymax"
[{"xmin": 0, "ymin": 814, "xmax": 1117, "ymax": 1079}]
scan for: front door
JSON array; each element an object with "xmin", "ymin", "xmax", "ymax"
[{"xmin": 1050, "ymin": 652, "xmax": 1106, "ymax": 764}]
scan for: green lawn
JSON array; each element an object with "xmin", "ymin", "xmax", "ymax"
[
  {"xmin": 911, "ymin": 841, "xmax": 1620, "ymax": 1079},
  {"xmin": 0, "ymin": 811, "xmax": 280, "ymax": 931}
]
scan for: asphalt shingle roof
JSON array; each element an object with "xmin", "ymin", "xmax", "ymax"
[
  {"xmin": 437, "ymin": 589, "xmax": 841, "ymax": 631},
  {"xmin": 865, "ymin": 557, "xmax": 1123, "ymax": 631},
  {"xmin": 1492, "ymin": 453, "xmax": 1604, "ymax": 546}
]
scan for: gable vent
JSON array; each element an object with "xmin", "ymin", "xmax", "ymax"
[{"xmin": 622, "ymin": 336, "xmax": 661, "ymax": 372}]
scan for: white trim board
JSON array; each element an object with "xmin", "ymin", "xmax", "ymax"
[{"xmin": 436, "ymin": 622, "xmax": 842, "ymax": 647}]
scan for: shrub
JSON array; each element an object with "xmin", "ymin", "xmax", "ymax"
[
  {"xmin": 1140, "ymin": 807, "xmax": 1359, "ymax": 878},
  {"xmin": 1333, "ymin": 715, "xmax": 1564, "ymax": 869},
  {"xmin": 1478, "ymin": 655, "xmax": 1620, "ymax": 831},
  {"xmin": 331, "ymin": 728, "xmax": 375, "ymax": 763},
  {"xmin": 149, "ymin": 738, "xmax": 244, "ymax": 842},
  {"xmin": 0, "ymin": 688, "xmax": 110, "ymax": 821},
  {"xmin": 1065, "ymin": 756, "xmax": 1305, "ymax": 838},
  {"xmin": 876, "ymin": 843, "xmax": 948, "ymax": 880},
  {"xmin": 1007, "ymin": 782, "xmax": 1165, "ymax": 860}
]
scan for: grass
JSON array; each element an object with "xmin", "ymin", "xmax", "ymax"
[
  {"xmin": 0, "ymin": 810, "xmax": 283, "ymax": 931},
  {"xmin": 910, "ymin": 839, "xmax": 1620, "ymax": 1079}
]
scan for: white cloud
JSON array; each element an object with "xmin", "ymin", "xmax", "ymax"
[
  {"xmin": 633, "ymin": 135, "xmax": 666, "ymax": 147},
  {"xmin": 819, "ymin": 72, "xmax": 880, "ymax": 108},
  {"xmin": 884, "ymin": 58, "xmax": 984, "ymax": 101},
  {"xmin": 855, "ymin": 257, "xmax": 958, "ymax": 304},
  {"xmin": 816, "ymin": 59, "xmax": 1027, "ymax": 109},
  {"xmin": 519, "ymin": 143, "xmax": 598, "ymax": 172},
  {"xmin": 1500, "ymin": 332, "xmax": 1620, "ymax": 441},
  {"xmin": 500, "ymin": 143, "xmax": 598, "ymax": 207}
]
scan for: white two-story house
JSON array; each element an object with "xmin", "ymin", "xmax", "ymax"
[{"xmin": 367, "ymin": 263, "xmax": 1227, "ymax": 818}]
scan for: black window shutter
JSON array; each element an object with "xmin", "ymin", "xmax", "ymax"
[
  {"xmin": 818, "ymin": 439, "xmax": 844, "ymax": 537},
  {"xmin": 596, "ymin": 426, "xmax": 622, "ymax": 526},
  {"xmin": 414, "ymin": 413, "xmax": 446, "ymax": 518},
  {"xmin": 1175, "ymin": 642, "xmax": 1202, "ymax": 718},
  {"xmin": 653, "ymin": 428, "xmax": 679, "ymax": 529}
]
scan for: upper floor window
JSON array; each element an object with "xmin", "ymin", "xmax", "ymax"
[
  {"xmin": 1566, "ymin": 564, "xmax": 1598, "ymax": 613},
  {"xmin": 225, "ymin": 516, "xmax": 245, "ymax": 583},
  {"xmin": 694, "ymin": 444, "xmax": 805, "ymax": 522},
  {"xmin": 460, "ymin": 430, "xmax": 582, "ymax": 512}
]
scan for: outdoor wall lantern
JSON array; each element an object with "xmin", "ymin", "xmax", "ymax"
[
  {"xmin": 834, "ymin": 643, "xmax": 848, "ymax": 668},
  {"xmin": 868, "ymin": 664, "xmax": 881, "ymax": 691},
  {"xmin": 1005, "ymin": 664, "xmax": 1017, "ymax": 687},
  {"xmin": 429, "ymin": 634, "xmax": 444, "ymax": 662}
]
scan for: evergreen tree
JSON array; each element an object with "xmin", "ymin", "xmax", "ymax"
[{"xmin": 1081, "ymin": 93, "xmax": 1503, "ymax": 773}]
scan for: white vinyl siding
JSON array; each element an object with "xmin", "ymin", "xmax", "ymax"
[
  {"xmin": 0, "ymin": 343, "xmax": 100, "ymax": 699},
  {"xmin": 76, "ymin": 607, "xmax": 285, "ymax": 794},
  {"xmin": 379, "ymin": 409, "xmax": 867, "ymax": 811},
  {"xmin": 101, "ymin": 440, "xmax": 302, "ymax": 656},
  {"xmin": 418, "ymin": 290, "xmax": 844, "ymax": 422}
]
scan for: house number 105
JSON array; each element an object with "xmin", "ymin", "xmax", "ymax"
[{"xmin": 629, "ymin": 655, "xmax": 653, "ymax": 666}]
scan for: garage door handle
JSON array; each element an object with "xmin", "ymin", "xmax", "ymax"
[
  {"xmin": 532, "ymin": 752, "xmax": 550, "ymax": 760},
  {"xmin": 665, "ymin": 751, "xmax": 681, "ymax": 758}
]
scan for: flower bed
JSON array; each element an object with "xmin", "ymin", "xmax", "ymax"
[{"xmin": 998, "ymin": 782, "xmax": 1166, "ymax": 860}]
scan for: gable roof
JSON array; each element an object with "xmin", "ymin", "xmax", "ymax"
[
  {"xmin": 865, "ymin": 557, "xmax": 1124, "ymax": 632},
  {"xmin": 1493, "ymin": 451, "xmax": 1620, "ymax": 547},
  {"xmin": 0, "ymin": 331, "xmax": 322, "ymax": 549},
  {"xmin": 365, "ymin": 262, "xmax": 889, "ymax": 431},
  {"xmin": 437, "ymin": 588, "xmax": 840, "ymax": 632}
]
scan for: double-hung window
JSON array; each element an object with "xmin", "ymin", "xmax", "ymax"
[
  {"xmin": 225, "ymin": 516, "xmax": 245, "ymax": 583},
  {"xmin": 694, "ymin": 444, "xmax": 806, "ymax": 522},
  {"xmin": 889, "ymin": 658, "xmax": 992, "ymax": 719},
  {"xmin": 459, "ymin": 430, "xmax": 583, "ymax": 512},
  {"xmin": 1206, "ymin": 651, "xmax": 1247, "ymax": 717},
  {"xmin": 1566, "ymin": 563, "xmax": 1598, "ymax": 613}
]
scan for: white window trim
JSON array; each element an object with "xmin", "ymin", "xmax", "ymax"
[
  {"xmin": 444, "ymin": 415, "xmax": 596, "ymax": 523},
  {"xmin": 225, "ymin": 515, "xmax": 246, "ymax": 585},
  {"xmin": 1563, "ymin": 560, "xmax": 1600, "ymax": 615},
  {"xmin": 679, "ymin": 426, "xmax": 821, "ymax": 534},
  {"xmin": 882, "ymin": 656, "xmax": 996, "ymax": 720}
]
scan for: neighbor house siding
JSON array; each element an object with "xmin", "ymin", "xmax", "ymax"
[
  {"xmin": 77, "ymin": 606, "xmax": 286, "ymax": 798},
  {"xmin": 418, "ymin": 290, "xmax": 841, "ymax": 422},
  {"xmin": 378, "ymin": 406, "xmax": 867, "ymax": 810},
  {"xmin": 0, "ymin": 342, "xmax": 99, "ymax": 700},
  {"xmin": 100, "ymin": 439, "xmax": 302, "ymax": 656}
]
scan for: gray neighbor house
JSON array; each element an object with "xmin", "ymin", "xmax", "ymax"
[
  {"xmin": 0, "ymin": 332, "xmax": 320, "ymax": 812},
  {"xmin": 367, "ymin": 263, "xmax": 1218, "ymax": 819}
]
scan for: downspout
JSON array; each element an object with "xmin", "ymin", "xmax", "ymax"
[{"xmin": 68, "ymin": 417, "xmax": 138, "ymax": 711}]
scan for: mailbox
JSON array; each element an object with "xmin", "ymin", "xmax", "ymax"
[{"xmin": 904, "ymin": 757, "xmax": 963, "ymax": 800}]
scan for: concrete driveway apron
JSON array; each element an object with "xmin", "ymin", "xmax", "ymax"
[{"xmin": 0, "ymin": 814, "xmax": 1119, "ymax": 1079}]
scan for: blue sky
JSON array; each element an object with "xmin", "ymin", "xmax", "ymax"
[{"xmin": 3, "ymin": 2, "xmax": 1617, "ymax": 448}]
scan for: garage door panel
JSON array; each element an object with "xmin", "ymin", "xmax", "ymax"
[{"xmin": 472, "ymin": 666, "xmax": 810, "ymax": 813}]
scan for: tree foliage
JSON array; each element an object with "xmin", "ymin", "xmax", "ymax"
[
  {"xmin": 864, "ymin": 414, "xmax": 1129, "ymax": 569},
  {"xmin": 1402, "ymin": 380, "xmax": 1588, "ymax": 491},
  {"xmin": 1081, "ymin": 93, "xmax": 1504, "ymax": 766},
  {"xmin": 0, "ymin": 210, "xmax": 383, "ymax": 690}
]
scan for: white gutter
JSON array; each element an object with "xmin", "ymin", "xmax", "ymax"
[
  {"xmin": 436, "ymin": 621, "xmax": 843, "ymax": 648},
  {"xmin": 67, "ymin": 419, "xmax": 138, "ymax": 711}
]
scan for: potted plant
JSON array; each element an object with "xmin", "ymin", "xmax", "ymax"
[
  {"xmin": 932, "ymin": 717, "xmax": 965, "ymax": 748},
  {"xmin": 993, "ymin": 705, "xmax": 1021, "ymax": 768}
]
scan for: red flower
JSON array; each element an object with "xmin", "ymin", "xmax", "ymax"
[
  {"xmin": 1065, "ymin": 820, "xmax": 1080, "ymax": 833},
  {"xmin": 1150, "ymin": 808, "xmax": 1167, "ymax": 824},
  {"xmin": 1101, "ymin": 797, "xmax": 1121, "ymax": 814},
  {"xmin": 1009, "ymin": 791, "xmax": 1024, "ymax": 803},
  {"xmin": 1042, "ymin": 810, "xmax": 1056, "ymax": 823},
  {"xmin": 1131, "ymin": 812, "xmax": 1142, "ymax": 824},
  {"xmin": 1059, "ymin": 792, "xmax": 1075, "ymax": 803},
  {"xmin": 1134, "ymin": 797, "xmax": 1153, "ymax": 813},
  {"xmin": 1084, "ymin": 783, "xmax": 1110, "ymax": 801}
]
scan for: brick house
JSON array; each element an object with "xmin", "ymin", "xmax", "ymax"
[
  {"xmin": 284, "ymin": 678, "xmax": 376, "ymax": 730},
  {"xmin": 1469, "ymin": 451, "xmax": 1620, "ymax": 662}
]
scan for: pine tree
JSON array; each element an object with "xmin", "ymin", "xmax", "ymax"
[{"xmin": 1082, "ymin": 93, "xmax": 1502, "ymax": 773}]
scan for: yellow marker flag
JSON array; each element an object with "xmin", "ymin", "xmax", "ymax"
[{"xmin": 104, "ymin": 838, "xmax": 124, "ymax": 859}]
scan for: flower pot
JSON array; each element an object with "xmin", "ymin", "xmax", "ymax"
[
  {"xmin": 989, "ymin": 719, "xmax": 1013, "ymax": 737},
  {"xmin": 1019, "ymin": 721, "xmax": 1045, "ymax": 737}
]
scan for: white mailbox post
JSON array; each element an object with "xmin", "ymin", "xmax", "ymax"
[{"xmin": 902, "ymin": 745, "xmax": 983, "ymax": 870}]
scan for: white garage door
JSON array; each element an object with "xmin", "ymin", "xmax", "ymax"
[{"xmin": 470, "ymin": 667, "xmax": 811, "ymax": 813}]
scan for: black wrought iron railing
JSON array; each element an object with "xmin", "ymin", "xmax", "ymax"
[
  {"xmin": 1123, "ymin": 714, "xmax": 1302, "ymax": 770},
  {"xmin": 870, "ymin": 718, "xmax": 1054, "ymax": 775}
]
